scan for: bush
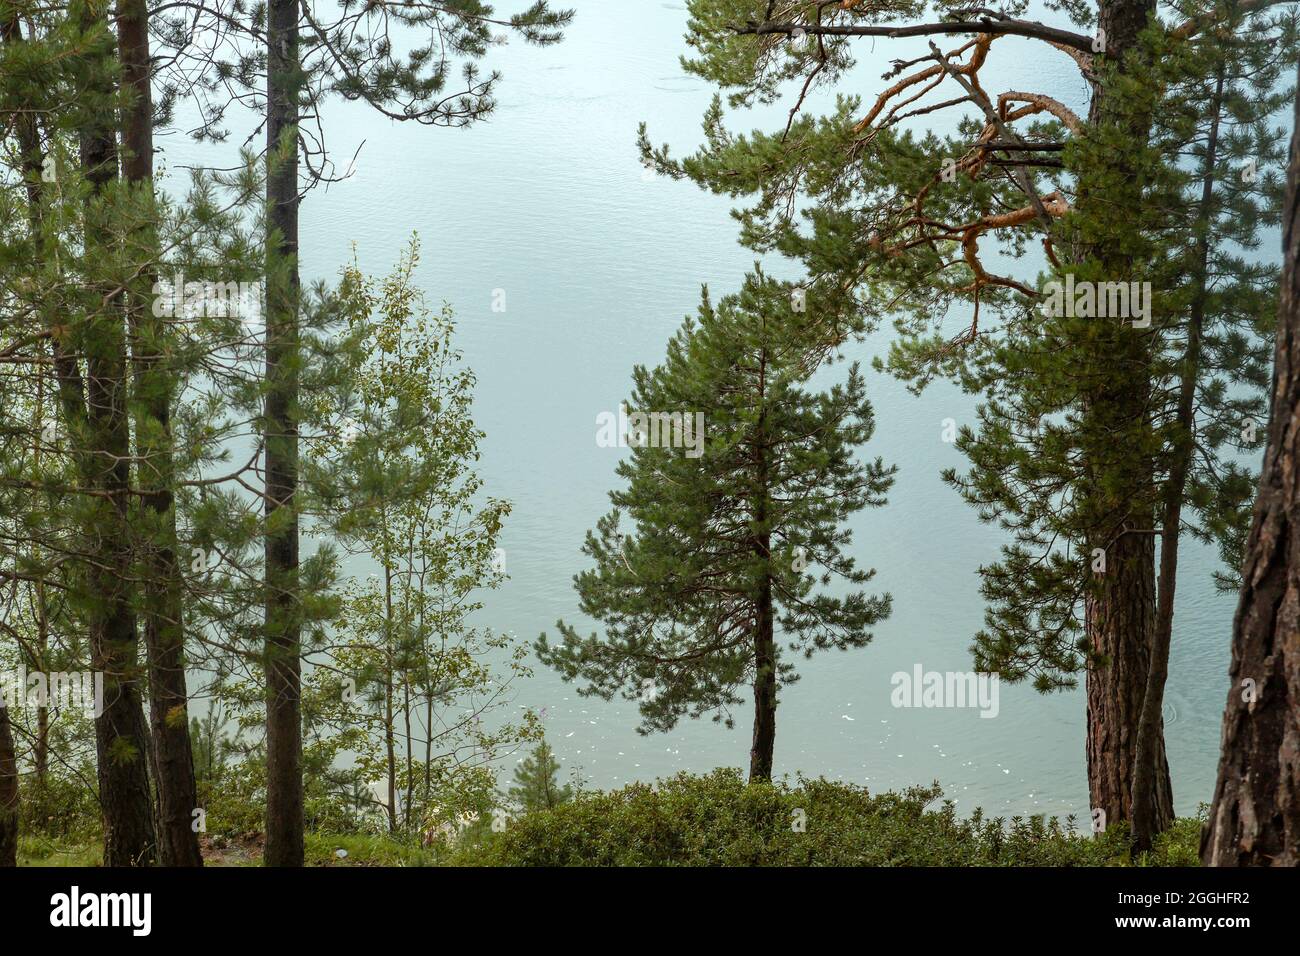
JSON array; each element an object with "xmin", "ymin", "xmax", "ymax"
[
  {"xmin": 18, "ymin": 772, "xmax": 100, "ymax": 842},
  {"xmin": 197, "ymin": 757, "xmax": 267, "ymax": 837},
  {"xmin": 448, "ymin": 769, "xmax": 1200, "ymax": 867}
]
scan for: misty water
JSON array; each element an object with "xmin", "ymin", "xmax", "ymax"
[{"xmin": 162, "ymin": 2, "xmax": 1242, "ymax": 823}]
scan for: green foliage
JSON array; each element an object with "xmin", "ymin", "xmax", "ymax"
[
  {"xmin": 301, "ymin": 239, "xmax": 534, "ymax": 836},
  {"xmin": 1138, "ymin": 812, "xmax": 1206, "ymax": 867},
  {"xmin": 17, "ymin": 771, "xmax": 100, "ymax": 842},
  {"xmin": 539, "ymin": 270, "xmax": 894, "ymax": 748},
  {"xmin": 149, "ymin": 1, "xmax": 575, "ymax": 141},
  {"xmin": 198, "ymin": 754, "xmax": 268, "ymax": 838},
  {"xmin": 16, "ymin": 834, "xmax": 102, "ymax": 868},
  {"xmin": 509, "ymin": 739, "xmax": 573, "ymax": 813},
  {"xmin": 10, "ymin": 769, "xmax": 1206, "ymax": 866},
  {"xmin": 644, "ymin": 1, "xmax": 1297, "ymax": 699},
  {"xmin": 452, "ymin": 769, "xmax": 1199, "ymax": 867}
]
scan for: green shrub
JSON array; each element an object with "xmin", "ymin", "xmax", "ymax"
[
  {"xmin": 198, "ymin": 757, "xmax": 267, "ymax": 837},
  {"xmin": 448, "ymin": 769, "xmax": 1200, "ymax": 867},
  {"xmin": 18, "ymin": 772, "xmax": 100, "ymax": 842}
]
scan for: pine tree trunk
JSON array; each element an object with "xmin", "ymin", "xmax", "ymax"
[
  {"xmin": 78, "ymin": 0, "xmax": 156, "ymax": 867},
  {"xmin": 1085, "ymin": 529, "xmax": 1172, "ymax": 829},
  {"xmin": 749, "ymin": 367, "xmax": 777, "ymax": 783},
  {"xmin": 1, "ymin": 5, "xmax": 48, "ymax": 803},
  {"xmin": 1201, "ymin": 77, "xmax": 1300, "ymax": 867},
  {"xmin": 33, "ymin": 590, "xmax": 48, "ymax": 789},
  {"xmin": 1078, "ymin": 0, "xmax": 1172, "ymax": 835},
  {"xmin": 750, "ymin": 581, "xmax": 777, "ymax": 783},
  {"xmin": 0, "ymin": 703, "xmax": 18, "ymax": 867},
  {"xmin": 263, "ymin": 0, "xmax": 304, "ymax": 867},
  {"xmin": 1132, "ymin": 65, "xmax": 1224, "ymax": 852},
  {"xmin": 119, "ymin": 0, "xmax": 204, "ymax": 868}
]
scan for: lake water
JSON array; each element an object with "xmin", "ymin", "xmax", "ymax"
[{"xmin": 164, "ymin": 2, "xmax": 1239, "ymax": 822}]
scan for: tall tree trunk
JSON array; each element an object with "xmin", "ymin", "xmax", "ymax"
[
  {"xmin": 118, "ymin": 0, "xmax": 204, "ymax": 867},
  {"xmin": 750, "ymin": 578, "xmax": 777, "ymax": 782},
  {"xmin": 0, "ymin": 702, "xmax": 18, "ymax": 867},
  {"xmin": 77, "ymin": 0, "xmax": 157, "ymax": 867},
  {"xmin": 403, "ymin": 673, "xmax": 414, "ymax": 830},
  {"xmin": 1078, "ymin": 0, "xmax": 1173, "ymax": 834},
  {"xmin": 30, "ymin": 388, "xmax": 50, "ymax": 798},
  {"xmin": 749, "ymin": 360, "xmax": 776, "ymax": 783},
  {"xmin": 1085, "ymin": 529, "xmax": 1171, "ymax": 828},
  {"xmin": 4, "ymin": 18, "xmax": 73, "ymax": 441},
  {"xmin": 424, "ymin": 691, "xmax": 434, "ymax": 802},
  {"xmin": 33, "ymin": 579, "xmax": 48, "ymax": 790},
  {"xmin": 3, "ymin": 0, "xmax": 49, "ymax": 801},
  {"xmin": 263, "ymin": 0, "xmax": 304, "ymax": 867},
  {"xmin": 1132, "ymin": 64, "xmax": 1224, "ymax": 852},
  {"xmin": 1201, "ymin": 75, "xmax": 1300, "ymax": 867},
  {"xmin": 385, "ymin": 567, "xmax": 398, "ymax": 833}
]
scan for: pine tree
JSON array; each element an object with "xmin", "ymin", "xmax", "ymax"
[
  {"xmin": 117, "ymin": 0, "xmax": 204, "ymax": 867},
  {"xmin": 236, "ymin": 0, "xmax": 573, "ymax": 867},
  {"xmin": 71, "ymin": 0, "xmax": 158, "ymax": 866},
  {"xmin": 261, "ymin": 0, "xmax": 305, "ymax": 869},
  {"xmin": 538, "ymin": 270, "xmax": 895, "ymax": 781},
  {"xmin": 509, "ymin": 740, "xmax": 573, "ymax": 813},
  {"xmin": 642, "ymin": 0, "xmax": 1292, "ymax": 837},
  {"xmin": 1, "ymin": 3, "xmax": 269, "ymax": 864},
  {"xmin": 1129, "ymin": 8, "xmax": 1293, "ymax": 850}
]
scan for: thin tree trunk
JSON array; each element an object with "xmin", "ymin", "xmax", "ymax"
[
  {"xmin": 0, "ymin": 702, "xmax": 18, "ymax": 867},
  {"xmin": 77, "ymin": 0, "xmax": 157, "ymax": 867},
  {"xmin": 34, "ymin": 612, "xmax": 48, "ymax": 789},
  {"xmin": 385, "ymin": 567, "xmax": 398, "ymax": 834},
  {"xmin": 1132, "ymin": 65, "xmax": 1224, "ymax": 852},
  {"xmin": 33, "ymin": 384, "xmax": 49, "ymax": 790},
  {"xmin": 263, "ymin": 0, "xmax": 304, "ymax": 867},
  {"xmin": 119, "ymin": 0, "xmax": 204, "ymax": 868},
  {"xmin": 424, "ymin": 690, "xmax": 434, "ymax": 801},
  {"xmin": 1201, "ymin": 75, "xmax": 1300, "ymax": 867},
  {"xmin": 749, "ymin": 354, "xmax": 777, "ymax": 783},
  {"xmin": 403, "ymin": 674, "xmax": 414, "ymax": 830},
  {"xmin": 3, "ymin": 0, "xmax": 48, "ymax": 802}
]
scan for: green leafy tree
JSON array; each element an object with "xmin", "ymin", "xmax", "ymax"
[
  {"xmin": 303, "ymin": 241, "xmax": 534, "ymax": 836},
  {"xmin": 133, "ymin": 0, "xmax": 573, "ymax": 867},
  {"xmin": 539, "ymin": 271, "xmax": 895, "ymax": 781}
]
